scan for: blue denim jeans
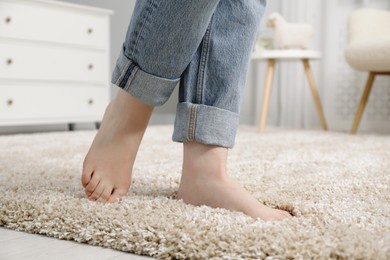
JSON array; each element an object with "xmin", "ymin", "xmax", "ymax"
[{"xmin": 112, "ymin": 0, "xmax": 266, "ymax": 148}]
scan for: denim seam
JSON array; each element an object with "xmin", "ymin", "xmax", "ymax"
[
  {"xmin": 192, "ymin": 104, "xmax": 198, "ymax": 140},
  {"xmin": 187, "ymin": 105, "xmax": 192, "ymax": 141},
  {"xmin": 188, "ymin": 105, "xmax": 194, "ymax": 140},
  {"xmin": 114, "ymin": 60, "xmax": 132, "ymax": 86},
  {"xmin": 119, "ymin": 62, "xmax": 137, "ymax": 88},
  {"xmin": 195, "ymin": 16, "xmax": 213, "ymax": 104},
  {"xmin": 173, "ymin": 102, "xmax": 239, "ymax": 148},
  {"xmin": 130, "ymin": 0, "xmax": 157, "ymax": 59},
  {"xmin": 123, "ymin": 66, "xmax": 139, "ymax": 91},
  {"xmin": 188, "ymin": 104, "xmax": 198, "ymax": 141}
]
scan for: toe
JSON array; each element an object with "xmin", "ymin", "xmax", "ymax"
[
  {"xmin": 85, "ymin": 174, "xmax": 101, "ymax": 194},
  {"xmin": 279, "ymin": 209, "xmax": 292, "ymax": 218},
  {"xmin": 85, "ymin": 190, "xmax": 92, "ymax": 197},
  {"xmin": 96, "ymin": 186, "xmax": 113, "ymax": 202},
  {"xmin": 81, "ymin": 160, "xmax": 94, "ymax": 187},
  {"xmin": 108, "ymin": 188, "xmax": 127, "ymax": 203},
  {"xmin": 89, "ymin": 181, "xmax": 105, "ymax": 201},
  {"xmin": 277, "ymin": 210, "xmax": 292, "ymax": 220}
]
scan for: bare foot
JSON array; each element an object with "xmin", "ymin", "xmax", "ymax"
[
  {"xmin": 81, "ymin": 89, "xmax": 153, "ymax": 202},
  {"xmin": 176, "ymin": 142, "xmax": 293, "ymax": 221}
]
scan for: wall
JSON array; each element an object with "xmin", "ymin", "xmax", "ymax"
[
  {"xmin": 62, "ymin": 0, "xmax": 299, "ymax": 127},
  {"xmin": 244, "ymin": 0, "xmax": 327, "ymax": 128},
  {"xmin": 61, "ymin": 0, "xmax": 177, "ymax": 124},
  {"xmin": 246, "ymin": 0, "xmax": 390, "ymax": 133},
  {"xmin": 1, "ymin": 0, "xmax": 389, "ymax": 134},
  {"xmin": 0, "ymin": 0, "xmax": 171, "ymax": 134},
  {"xmin": 322, "ymin": 0, "xmax": 390, "ymax": 133}
]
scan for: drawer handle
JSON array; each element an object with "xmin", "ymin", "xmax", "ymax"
[
  {"xmin": 6, "ymin": 58, "xmax": 13, "ymax": 65},
  {"xmin": 87, "ymin": 28, "xmax": 93, "ymax": 34},
  {"xmin": 88, "ymin": 64, "xmax": 94, "ymax": 70},
  {"xmin": 5, "ymin": 17, "xmax": 11, "ymax": 24},
  {"xmin": 7, "ymin": 99, "xmax": 14, "ymax": 106},
  {"xmin": 88, "ymin": 99, "xmax": 94, "ymax": 105}
]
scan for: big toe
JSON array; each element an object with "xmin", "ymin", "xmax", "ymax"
[
  {"xmin": 81, "ymin": 162, "xmax": 94, "ymax": 187},
  {"xmin": 274, "ymin": 210, "xmax": 293, "ymax": 221}
]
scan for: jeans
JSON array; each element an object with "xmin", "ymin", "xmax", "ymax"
[{"xmin": 112, "ymin": 0, "xmax": 266, "ymax": 148}]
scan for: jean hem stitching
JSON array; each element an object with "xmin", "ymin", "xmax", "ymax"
[
  {"xmin": 188, "ymin": 104, "xmax": 195, "ymax": 141},
  {"xmin": 173, "ymin": 102, "xmax": 238, "ymax": 148},
  {"xmin": 192, "ymin": 104, "xmax": 198, "ymax": 140},
  {"xmin": 195, "ymin": 16, "xmax": 213, "ymax": 104}
]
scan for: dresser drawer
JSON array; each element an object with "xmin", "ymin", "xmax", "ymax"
[
  {"xmin": 0, "ymin": 42, "xmax": 109, "ymax": 84},
  {"xmin": 0, "ymin": 1, "xmax": 109, "ymax": 49},
  {"xmin": 0, "ymin": 84, "xmax": 108, "ymax": 121}
]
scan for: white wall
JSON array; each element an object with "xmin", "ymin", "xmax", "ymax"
[
  {"xmin": 245, "ymin": 0, "xmax": 390, "ymax": 133},
  {"xmin": 2, "ymin": 0, "xmax": 389, "ymax": 134},
  {"xmin": 62, "ymin": 0, "xmax": 178, "ymax": 124},
  {"xmin": 243, "ymin": 0, "xmax": 326, "ymax": 127},
  {"xmin": 0, "ymin": 0, "xmax": 172, "ymax": 134},
  {"xmin": 64, "ymin": 0, "xmax": 282, "ymax": 126},
  {"xmin": 322, "ymin": 0, "xmax": 390, "ymax": 133}
]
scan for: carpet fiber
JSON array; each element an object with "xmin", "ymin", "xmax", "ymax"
[{"xmin": 0, "ymin": 126, "xmax": 389, "ymax": 259}]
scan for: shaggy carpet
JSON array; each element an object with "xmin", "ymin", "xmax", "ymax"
[{"xmin": 0, "ymin": 126, "xmax": 389, "ymax": 259}]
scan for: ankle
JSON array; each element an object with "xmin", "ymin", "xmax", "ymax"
[
  {"xmin": 105, "ymin": 89, "xmax": 153, "ymax": 132},
  {"xmin": 182, "ymin": 164, "xmax": 227, "ymax": 182},
  {"xmin": 182, "ymin": 142, "xmax": 228, "ymax": 180}
]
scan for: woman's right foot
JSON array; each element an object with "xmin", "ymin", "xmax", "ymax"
[
  {"xmin": 176, "ymin": 142, "xmax": 293, "ymax": 221},
  {"xmin": 81, "ymin": 89, "xmax": 153, "ymax": 202}
]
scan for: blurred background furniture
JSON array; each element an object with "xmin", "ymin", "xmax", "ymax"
[
  {"xmin": 0, "ymin": 0, "xmax": 112, "ymax": 130},
  {"xmin": 252, "ymin": 50, "xmax": 328, "ymax": 133},
  {"xmin": 345, "ymin": 8, "xmax": 390, "ymax": 134}
]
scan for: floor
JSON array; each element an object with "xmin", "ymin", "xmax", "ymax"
[{"xmin": 0, "ymin": 227, "xmax": 154, "ymax": 260}]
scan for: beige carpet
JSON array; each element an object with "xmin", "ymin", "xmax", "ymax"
[{"xmin": 0, "ymin": 126, "xmax": 389, "ymax": 259}]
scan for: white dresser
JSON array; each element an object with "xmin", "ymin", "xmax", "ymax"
[{"xmin": 0, "ymin": 0, "xmax": 112, "ymax": 130}]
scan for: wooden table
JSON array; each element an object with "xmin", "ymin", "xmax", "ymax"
[{"xmin": 251, "ymin": 50, "xmax": 328, "ymax": 133}]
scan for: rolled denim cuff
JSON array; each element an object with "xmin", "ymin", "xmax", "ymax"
[
  {"xmin": 172, "ymin": 102, "xmax": 240, "ymax": 148},
  {"xmin": 111, "ymin": 51, "xmax": 180, "ymax": 107}
]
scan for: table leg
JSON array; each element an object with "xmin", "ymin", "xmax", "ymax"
[
  {"xmin": 258, "ymin": 59, "xmax": 276, "ymax": 133},
  {"xmin": 302, "ymin": 59, "xmax": 328, "ymax": 130}
]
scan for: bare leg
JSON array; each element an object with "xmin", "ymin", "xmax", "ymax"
[
  {"xmin": 81, "ymin": 89, "xmax": 153, "ymax": 202},
  {"xmin": 176, "ymin": 142, "xmax": 293, "ymax": 221}
]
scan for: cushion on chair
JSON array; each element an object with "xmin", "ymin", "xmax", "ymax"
[
  {"xmin": 345, "ymin": 40, "xmax": 390, "ymax": 72},
  {"xmin": 344, "ymin": 8, "xmax": 390, "ymax": 72}
]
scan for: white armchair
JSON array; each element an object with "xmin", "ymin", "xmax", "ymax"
[{"xmin": 345, "ymin": 8, "xmax": 390, "ymax": 134}]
